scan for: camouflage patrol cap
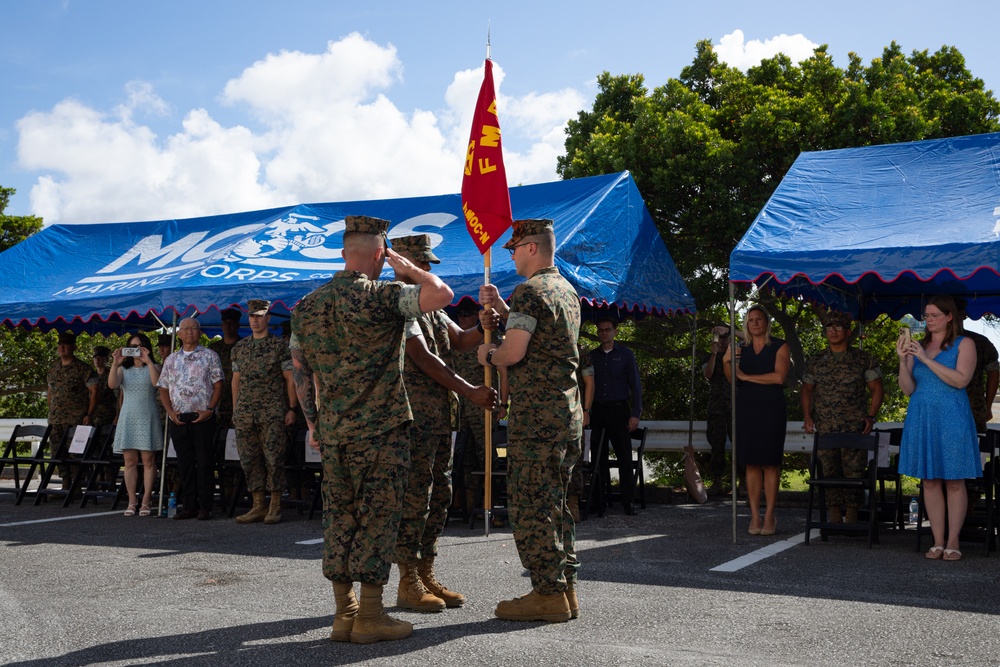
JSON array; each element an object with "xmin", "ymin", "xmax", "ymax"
[
  {"xmin": 822, "ymin": 311, "xmax": 854, "ymax": 330},
  {"xmin": 220, "ymin": 308, "xmax": 242, "ymax": 323},
  {"xmin": 345, "ymin": 215, "xmax": 391, "ymax": 247},
  {"xmin": 391, "ymin": 233, "xmax": 440, "ymax": 264},
  {"xmin": 502, "ymin": 219, "xmax": 554, "ymax": 249},
  {"xmin": 455, "ymin": 299, "xmax": 479, "ymax": 316},
  {"xmin": 57, "ymin": 332, "xmax": 77, "ymax": 346},
  {"xmin": 247, "ymin": 299, "xmax": 271, "ymax": 316}
]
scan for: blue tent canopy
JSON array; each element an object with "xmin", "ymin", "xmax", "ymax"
[
  {"xmin": 730, "ymin": 133, "xmax": 1000, "ymax": 321},
  {"xmin": 1, "ymin": 171, "xmax": 694, "ymax": 332}
]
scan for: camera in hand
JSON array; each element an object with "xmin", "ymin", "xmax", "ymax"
[{"xmin": 122, "ymin": 347, "xmax": 141, "ymax": 357}]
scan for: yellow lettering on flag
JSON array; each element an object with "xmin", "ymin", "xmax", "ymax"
[
  {"xmin": 488, "ymin": 99, "xmax": 497, "ymax": 116},
  {"xmin": 479, "ymin": 125, "xmax": 500, "ymax": 148},
  {"xmin": 478, "ymin": 158, "xmax": 497, "ymax": 175},
  {"xmin": 464, "ymin": 140, "xmax": 476, "ymax": 176}
]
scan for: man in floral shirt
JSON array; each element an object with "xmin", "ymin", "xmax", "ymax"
[{"xmin": 157, "ymin": 318, "xmax": 224, "ymax": 520}]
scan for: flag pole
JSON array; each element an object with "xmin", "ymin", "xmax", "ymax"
[
  {"xmin": 483, "ymin": 247, "xmax": 493, "ymax": 536},
  {"xmin": 481, "ymin": 24, "xmax": 494, "ymax": 536}
]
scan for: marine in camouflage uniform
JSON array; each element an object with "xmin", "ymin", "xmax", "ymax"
[
  {"xmin": 452, "ymin": 302, "xmax": 501, "ymax": 517},
  {"xmin": 46, "ymin": 332, "xmax": 99, "ymax": 488},
  {"xmin": 232, "ymin": 299, "xmax": 297, "ymax": 524},
  {"xmin": 90, "ymin": 346, "xmax": 120, "ymax": 426},
  {"xmin": 801, "ymin": 311, "xmax": 884, "ymax": 523},
  {"xmin": 568, "ymin": 343, "xmax": 593, "ymax": 517},
  {"xmin": 290, "ymin": 216, "xmax": 455, "ymax": 644},
  {"xmin": 392, "ymin": 234, "xmax": 495, "ymax": 612},
  {"xmin": 703, "ymin": 326, "xmax": 733, "ymax": 493},
  {"xmin": 210, "ymin": 308, "xmax": 242, "ymax": 500},
  {"xmin": 479, "ymin": 219, "xmax": 582, "ymax": 623}
]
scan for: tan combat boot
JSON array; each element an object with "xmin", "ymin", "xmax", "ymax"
[
  {"xmin": 826, "ymin": 505, "xmax": 842, "ymax": 524},
  {"xmin": 844, "ymin": 505, "xmax": 859, "ymax": 524},
  {"xmin": 329, "ymin": 582, "xmax": 359, "ymax": 642},
  {"xmin": 350, "ymin": 583, "xmax": 413, "ymax": 644},
  {"xmin": 417, "ymin": 557, "xmax": 465, "ymax": 608},
  {"xmin": 566, "ymin": 583, "xmax": 579, "ymax": 619},
  {"xmin": 396, "ymin": 562, "xmax": 445, "ymax": 612},
  {"xmin": 567, "ymin": 494, "xmax": 581, "ymax": 522},
  {"xmin": 263, "ymin": 490, "xmax": 283, "ymax": 524},
  {"xmin": 235, "ymin": 491, "xmax": 267, "ymax": 524},
  {"xmin": 495, "ymin": 590, "xmax": 572, "ymax": 623}
]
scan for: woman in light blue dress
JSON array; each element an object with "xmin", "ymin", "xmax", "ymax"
[
  {"xmin": 897, "ymin": 295, "xmax": 981, "ymax": 561},
  {"xmin": 108, "ymin": 333, "xmax": 163, "ymax": 517}
]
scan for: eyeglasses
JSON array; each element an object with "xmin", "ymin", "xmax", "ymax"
[
  {"xmin": 923, "ymin": 312, "xmax": 946, "ymax": 319},
  {"xmin": 824, "ymin": 324, "xmax": 845, "ymax": 331},
  {"xmin": 507, "ymin": 242, "xmax": 534, "ymax": 257},
  {"xmin": 178, "ymin": 327, "xmax": 200, "ymax": 333}
]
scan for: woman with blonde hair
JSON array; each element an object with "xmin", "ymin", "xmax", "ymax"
[{"xmin": 723, "ymin": 305, "xmax": 790, "ymax": 536}]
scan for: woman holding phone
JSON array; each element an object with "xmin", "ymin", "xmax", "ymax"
[
  {"xmin": 109, "ymin": 333, "xmax": 163, "ymax": 517},
  {"xmin": 897, "ymin": 295, "xmax": 981, "ymax": 561}
]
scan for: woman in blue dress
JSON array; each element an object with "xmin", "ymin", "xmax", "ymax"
[
  {"xmin": 897, "ymin": 295, "xmax": 981, "ymax": 561},
  {"xmin": 108, "ymin": 333, "xmax": 163, "ymax": 517}
]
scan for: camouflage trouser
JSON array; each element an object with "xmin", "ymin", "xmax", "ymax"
[
  {"xmin": 507, "ymin": 435, "xmax": 581, "ymax": 594},
  {"xmin": 322, "ymin": 424, "xmax": 409, "ymax": 586},
  {"xmin": 705, "ymin": 403, "xmax": 731, "ymax": 478},
  {"xmin": 396, "ymin": 430, "xmax": 452, "ymax": 562},
  {"xmin": 817, "ymin": 446, "xmax": 867, "ymax": 506},
  {"xmin": 234, "ymin": 418, "xmax": 288, "ymax": 493},
  {"xmin": 48, "ymin": 423, "xmax": 77, "ymax": 482}
]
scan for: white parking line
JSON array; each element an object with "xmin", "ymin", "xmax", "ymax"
[
  {"xmin": 296, "ymin": 538, "xmax": 324, "ymax": 545},
  {"xmin": 710, "ymin": 530, "xmax": 819, "ymax": 572},
  {"xmin": 0, "ymin": 510, "xmax": 121, "ymax": 527}
]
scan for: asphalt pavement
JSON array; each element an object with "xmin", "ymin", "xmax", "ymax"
[{"xmin": 1, "ymin": 490, "xmax": 998, "ymax": 667}]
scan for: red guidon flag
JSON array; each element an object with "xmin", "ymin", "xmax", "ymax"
[{"xmin": 462, "ymin": 58, "xmax": 513, "ymax": 254}]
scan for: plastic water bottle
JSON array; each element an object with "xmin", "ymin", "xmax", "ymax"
[
  {"xmin": 908, "ymin": 497, "xmax": 919, "ymax": 525},
  {"xmin": 167, "ymin": 492, "xmax": 177, "ymax": 518}
]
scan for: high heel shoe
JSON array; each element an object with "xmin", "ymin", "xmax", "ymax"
[
  {"xmin": 124, "ymin": 504, "xmax": 137, "ymax": 517},
  {"xmin": 138, "ymin": 504, "xmax": 151, "ymax": 517},
  {"xmin": 760, "ymin": 518, "xmax": 778, "ymax": 536}
]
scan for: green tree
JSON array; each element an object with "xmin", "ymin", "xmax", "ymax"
[{"xmin": 561, "ymin": 41, "xmax": 1000, "ymax": 422}]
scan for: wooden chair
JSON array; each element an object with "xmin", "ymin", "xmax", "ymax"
[
  {"xmin": 916, "ymin": 431, "xmax": 998, "ymax": 555},
  {"xmin": 0, "ymin": 424, "xmax": 51, "ymax": 501},
  {"xmin": 31, "ymin": 425, "xmax": 98, "ymax": 507},
  {"xmin": 804, "ymin": 432, "xmax": 881, "ymax": 548},
  {"xmin": 581, "ymin": 428, "xmax": 608, "ymax": 520},
  {"xmin": 75, "ymin": 424, "xmax": 123, "ymax": 508}
]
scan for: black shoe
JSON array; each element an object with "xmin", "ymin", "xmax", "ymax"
[
  {"xmin": 623, "ymin": 502, "xmax": 636, "ymax": 516},
  {"xmin": 173, "ymin": 509, "xmax": 199, "ymax": 520},
  {"xmin": 197, "ymin": 510, "xmax": 212, "ymax": 520}
]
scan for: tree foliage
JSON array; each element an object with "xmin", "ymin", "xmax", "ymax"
[{"xmin": 561, "ymin": 41, "xmax": 1000, "ymax": 420}]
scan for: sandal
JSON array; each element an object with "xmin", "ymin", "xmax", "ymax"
[
  {"xmin": 139, "ymin": 504, "xmax": 152, "ymax": 517},
  {"xmin": 124, "ymin": 504, "xmax": 137, "ymax": 517},
  {"xmin": 943, "ymin": 548, "xmax": 963, "ymax": 561},
  {"xmin": 925, "ymin": 545, "xmax": 944, "ymax": 560}
]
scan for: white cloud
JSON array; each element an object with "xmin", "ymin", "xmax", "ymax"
[
  {"xmin": 715, "ymin": 29, "xmax": 819, "ymax": 71},
  {"xmin": 15, "ymin": 33, "xmax": 584, "ymax": 224}
]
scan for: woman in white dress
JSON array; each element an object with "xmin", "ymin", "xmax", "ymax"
[{"xmin": 109, "ymin": 333, "xmax": 163, "ymax": 517}]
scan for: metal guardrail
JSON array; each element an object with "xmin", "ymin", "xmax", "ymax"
[{"xmin": 628, "ymin": 420, "xmax": 905, "ymax": 453}]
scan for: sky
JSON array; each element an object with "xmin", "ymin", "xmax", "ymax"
[{"xmin": 3, "ymin": 0, "xmax": 999, "ymax": 226}]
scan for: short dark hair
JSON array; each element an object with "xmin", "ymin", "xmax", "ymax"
[{"xmin": 595, "ymin": 316, "xmax": 618, "ymax": 329}]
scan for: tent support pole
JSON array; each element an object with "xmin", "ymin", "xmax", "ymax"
[
  {"xmin": 157, "ymin": 311, "xmax": 177, "ymax": 517},
  {"xmin": 729, "ymin": 282, "xmax": 738, "ymax": 544}
]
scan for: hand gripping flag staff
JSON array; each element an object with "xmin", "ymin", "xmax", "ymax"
[{"xmin": 461, "ymin": 39, "xmax": 513, "ymax": 535}]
